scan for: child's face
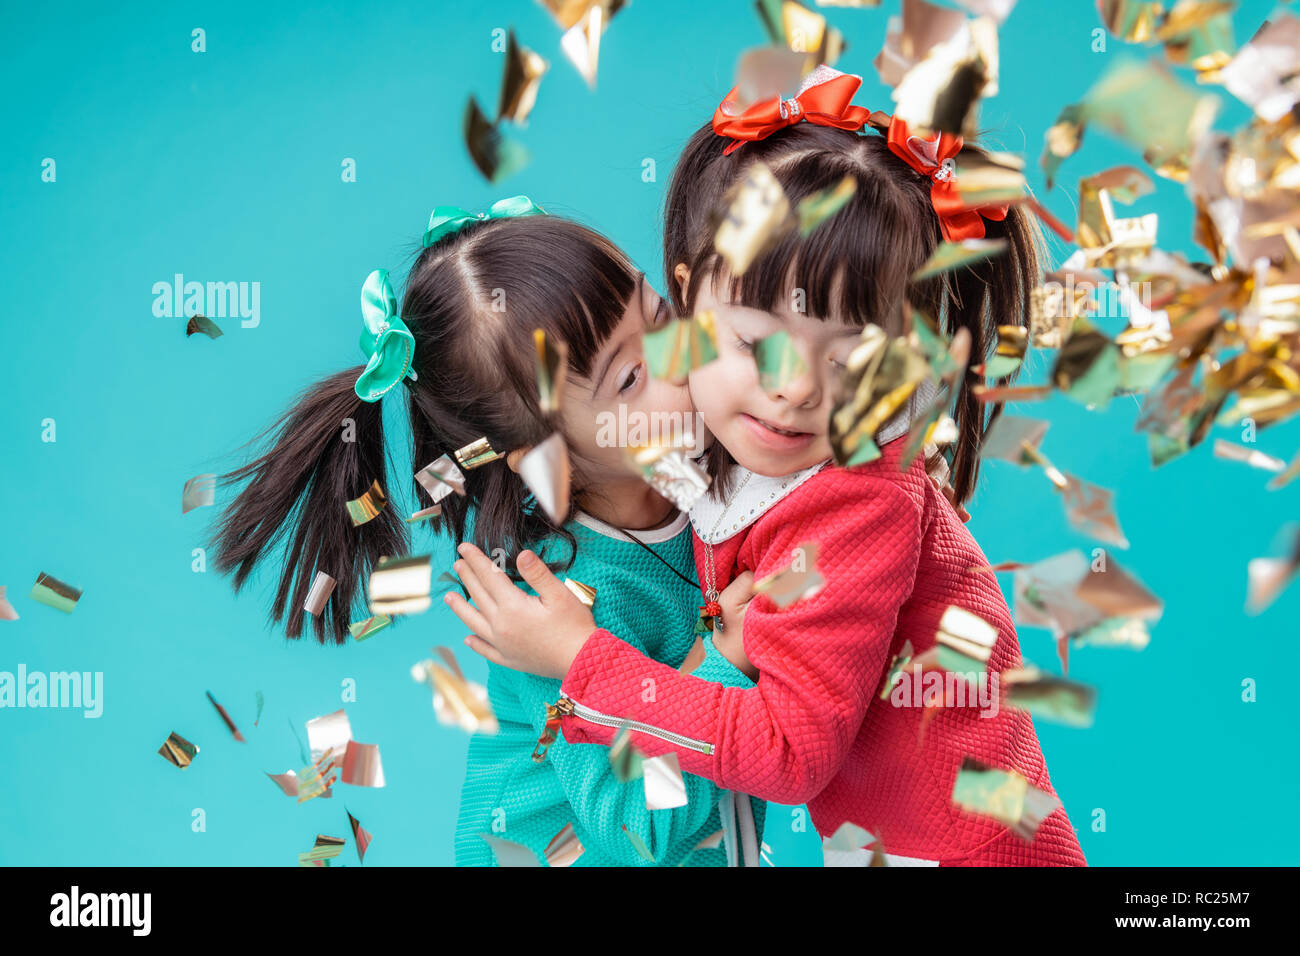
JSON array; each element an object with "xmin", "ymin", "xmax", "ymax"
[
  {"xmin": 683, "ymin": 267, "xmax": 859, "ymax": 478},
  {"xmin": 559, "ymin": 274, "xmax": 710, "ymax": 486}
]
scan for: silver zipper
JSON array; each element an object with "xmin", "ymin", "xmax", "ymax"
[{"xmin": 555, "ymin": 694, "xmax": 714, "ymax": 755}]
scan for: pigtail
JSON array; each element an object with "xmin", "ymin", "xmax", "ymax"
[
  {"xmin": 208, "ymin": 367, "xmax": 409, "ymax": 645},
  {"xmin": 940, "ymin": 168, "xmax": 1043, "ymax": 506}
]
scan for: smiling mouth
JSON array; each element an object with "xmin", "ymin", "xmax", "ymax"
[{"xmin": 745, "ymin": 414, "xmax": 812, "ymax": 437}]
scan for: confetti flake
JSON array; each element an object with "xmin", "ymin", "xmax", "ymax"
[
  {"xmin": 0, "ymin": 586, "xmax": 17, "ymax": 621},
  {"xmin": 497, "ymin": 29, "xmax": 549, "ymax": 126},
  {"xmin": 714, "ymin": 161, "xmax": 793, "ymax": 276},
  {"xmin": 182, "ymin": 473, "xmax": 216, "ymax": 515},
  {"xmin": 345, "ymin": 479, "xmax": 387, "ymax": 527},
  {"xmin": 349, "ymin": 614, "xmax": 392, "ymax": 642},
  {"xmin": 544, "ymin": 823, "xmax": 585, "ymax": 867},
  {"xmin": 29, "ymin": 572, "xmax": 81, "ymax": 614},
  {"xmin": 643, "ymin": 753, "xmax": 687, "ymax": 810},
  {"xmin": 752, "ymin": 542, "xmax": 825, "ymax": 607},
  {"xmin": 518, "ymin": 432, "xmax": 572, "ymax": 525},
  {"xmin": 158, "ymin": 731, "xmax": 198, "ymax": 769},
  {"xmin": 185, "ymin": 314, "xmax": 223, "ymax": 338},
  {"xmin": 369, "ymin": 554, "xmax": 433, "ymax": 615},
  {"xmin": 307, "ymin": 708, "xmax": 353, "ymax": 775},
  {"xmin": 480, "ymin": 833, "xmax": 541, "ymax": 866},
  {"xmin": 303, "ymin": 571, "xmax": 337, "ymax": 617},
  {"xmin": 347, "ymin": 809, "xmax": 373, "ymax": 864},
  {"xmin": 463, "ymin": 95, "xmax": 530, "ymax": 183},
  {"xmin": 341, "ymin": 740, "xmax": 386, "ymax": 788},
  {"xmin": 533, "ymin": 329, "xmax": 568, "ymax": 413},
  {"xmin": 951, "ymin": 757, "xmax": 1061, "ymax": 840},
  {"xmin": 206, "ymin": 690, "xmax": 245, "ymax": 742}
]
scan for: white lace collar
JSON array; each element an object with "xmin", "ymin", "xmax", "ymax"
[{"xmin": 688, "ymin": 377, "xmax": 940, "ymax": 544}]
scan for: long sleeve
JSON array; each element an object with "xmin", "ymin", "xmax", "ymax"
[
  {"xmin": 558, "ymin": 471, "xmax": 923, "ymax": 806},
  {"xmin": 511, "ymin": 658, "xmax": 754, "ymax": 866}
]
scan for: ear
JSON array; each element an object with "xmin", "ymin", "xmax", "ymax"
[
  {"xmin": 673, "ymin": 262, "xmax": 690, "ymax": 302},
  {"xmin": 505, "ymin": 446, "xmax": 530, "ymax": 473}
]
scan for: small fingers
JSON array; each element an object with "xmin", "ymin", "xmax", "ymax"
[
  {"xmin": 464, "ymin": 633, "xmax": 505, "ymax": 666},
  {"xmin": 444, "ymin": 589, "xmax": 492, "ymax": 636}
]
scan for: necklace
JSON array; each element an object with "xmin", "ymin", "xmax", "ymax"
[{"xmin": 697, "ymin": 471, "xmax": 755, "ymax": 635}]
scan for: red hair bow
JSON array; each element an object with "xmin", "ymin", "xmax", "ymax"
[
  {"xmin": 885, "ymin": 116, "xmax": 1008, "ymax": 242},
  {"xmin": 712, "ymin": 64, "xmax": 871, "ymax": 157}
]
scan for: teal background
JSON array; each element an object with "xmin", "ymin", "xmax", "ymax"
[{"xmin": 1, "ymin": 0, "xmax": 1296, "ymax": 866}]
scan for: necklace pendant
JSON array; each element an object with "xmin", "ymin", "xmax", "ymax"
[{"xmin": 696, "ymin": 598, "xmax": 723, "ymax": 634}]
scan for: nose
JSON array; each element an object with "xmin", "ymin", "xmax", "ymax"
[{"xmin": 773, "ymin": 361, "xmax": 823, "ymax": 409}]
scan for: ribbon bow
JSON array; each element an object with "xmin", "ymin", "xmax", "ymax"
[
  {"xmin": 355, "ymin": 269, "xmax": 417, "ymax": 403},
  {"xmin": 422, "ymin": 195, "xmax": 546, "ymax": 248},
  {"xmin": 884, "ymin": 116, "xmax": 1008, "ymax": 243},
  {"xmin": 712, "ymin": 64, "xmax": 871, "ymax": 157}
]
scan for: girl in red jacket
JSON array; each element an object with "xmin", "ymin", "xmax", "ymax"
[{"xmin": 447, "ymin": 66, "xmax": 1087, "ymax": 866}]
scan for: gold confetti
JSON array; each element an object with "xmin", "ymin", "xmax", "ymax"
[
  {"xmin": 498, "ymin": 29, "xmax": 549, "ymax": 126},
  {"xmin": 714, "ymin": 161, "xmax": 793, "ymax": 276},
  {"xmin": 1246, "ymin": 525, "xmax": 1300, "ymax": 613},
  {"xmin": 158, "ymin": 731, "xmax": 198, "ymax": 769},
  {"xmin": 534, "ymin": 329, "xmax": 568, "ymax": 414},
  {"xmin": 412, "ymin": 656, "xmax": 499, "ymax": 735},
  {"xmin": 518, "ymin": 432, "xmax": 572, "ymax": 525},
  {"xmin": 951, "ymin": 757, "xmax": 1061, "ymax": 840},
  {"xmin": 1220, "ymin": 14, "xmax": 1300, "ymax": 123},
  {"xmin": 1061, "ymin": 473, "xmax": 1130, "ymax": 549},
  {"xmin": 563, "ymin": 577, "xmax": 597, "ymax": 608},
  {"xmin": 796, "ymin": 175, "xmax": 857, "ymax": 235},
  {"xmin": 463, "ymin": 95, "xmax": 530, "ymax": 183},
  {"xmin": 624, "ymin": 442, "xmax": 711, "ymax": 511},
  {"xmin": 643, "ymin": 312, "xmax": 719, "ymax": 384},
  {"xmin": 369, "ymin": 554, "xmax": 433, "ymax": 615},
  {"xmin": 759, "ymin": 0, "xmax": 846, "ymax": 68},
  {"xmin": 454, "ymin": 437, "xmax": 503, "ymax": 470},
  {"xmin": 182, "ymin": 473, "xmax": 216, "ymax": 515},
  {"xmin": 542, "ymin": 0, "xmax": 628, "ymax": 88},
  {"xmin": 912, "ymin": 239, "xmax": 1009, "ymax": 281},
  {"xmin": 544, "ymin": 823, "xmax": 585, "ymax": 867},
  {"xmin": 345, "ymin": 479, "xmax": 387, "ymax": 527},
  {"xmin": 1001, "ymin": 666, "xmax": 1098, "ymax": 728},
  {"xmin": 1212, "ymin": 438, "xmax": 1287, "ymax": 473}
]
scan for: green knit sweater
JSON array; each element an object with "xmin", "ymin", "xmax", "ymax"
[{"xmin": 453, "ymin": 510, "xmax": 766, "ymax": 866}]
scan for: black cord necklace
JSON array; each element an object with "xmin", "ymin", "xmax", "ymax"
[{"xmin": 614, "ymin": 522, "xmax": 700, "ymax": 591}]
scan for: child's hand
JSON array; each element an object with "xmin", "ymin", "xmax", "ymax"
[
  {"xmin": 715, "ymin": 570, "xmax": 758, "ymax": 681},
  {"xmin": 445, "ymin": 543, "xmax": 595, "ymax": 679}
]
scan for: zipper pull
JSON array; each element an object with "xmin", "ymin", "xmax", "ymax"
[{"xmin": 531, "ymin": 697, "xmax": 576, "ymax": 763}]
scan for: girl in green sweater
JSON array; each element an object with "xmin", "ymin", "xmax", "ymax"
[{"xmin": 207, "ymin": 198, "xmax": 763, "ymax": 866}]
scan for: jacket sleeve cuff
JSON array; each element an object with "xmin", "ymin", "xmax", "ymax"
[{"xmin": 556, "ymin": 628, "xmax": 634, "ymax": 747}]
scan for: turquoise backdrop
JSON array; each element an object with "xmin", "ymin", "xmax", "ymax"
[{"xmin": 2, "ymin": 0, "xmax": 1296, "ymax": 866}]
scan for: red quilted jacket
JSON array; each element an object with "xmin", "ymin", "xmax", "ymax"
[{"xmin": 557, "ymin": 438, "xmax": 1087, "ymax": 865}]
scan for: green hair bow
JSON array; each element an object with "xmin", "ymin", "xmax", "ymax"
[
  {"xmin": 355, "ymin": 269, "xmax": 417, "ymax": 403},
  {"xmin": 422, "ymin": 195, "xmax": 546, "ymax": 247}
]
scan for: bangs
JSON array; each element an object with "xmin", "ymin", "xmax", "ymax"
[{"xmin": 700, "ymin": 166, "xmax": 939, "ymax": 335}]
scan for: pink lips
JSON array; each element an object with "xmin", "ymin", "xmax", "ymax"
[{"xmin": 740, "ymin": 413, "xmax": 815, "ymax": 450}]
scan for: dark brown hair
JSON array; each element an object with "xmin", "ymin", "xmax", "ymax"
[
  {"xmin": 208, "ymin": 214, "xmax": 640, "ymax": 644},
  {"xmin": 663, "ymin": 119, "xmax": 1042, "ymax": 505}
]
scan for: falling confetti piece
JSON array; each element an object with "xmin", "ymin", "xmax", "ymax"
[
  {"xmin": 266, "ymin": 770, "xmax": 299, "ymax": 797},
  {"xmin": 497, "ymin": 28, "xmax": 549, "ymax": 126},
  {"xmin": 303, "ymin": 571, "xmax": 337, "ymax": 616},
  {"xmin": 349, "ymin": 614, "xmax": 391, "ymax": 641},
  {"xmin": 182, "ymin": 474, "xmax": 216, "ymax": 515},
  {"xmin": 563, "ymin": 578, "xmax": 597, "ymax": 608},
  {"xmin": 533, "ymin": 329, "xmax": 568, "ymax": 414},
  {"xmin": 298, "ymin": 834, "xmax": 345, "ymax": 867},
  {"xmin": 643, "ymin": 754, "xmax": 688, "ymax": 810},
  {"xmin": 609, "ymin": 723, "xmax": 644, "ymax": 784},
  {"xmin": 369, "ymin": 554, "xmax": 433, "ymax": 615},
  {"xmin": 624, "ymin": 442, "xmax": 711, "ymax": 512},
  {"xmin": 912, "ymin": 239, "xmax": 1009, "ymax": 281},
  {"xmin": 463, "ymin": 96, "xmax": 530, "ymax": 183},
  {"xmin": 0, "ymin": 586, "xmax": 18, "ymax": 621},
  {"xmin": 544, "ymin": 823, "xmax": 585, "ymax": 867},
  {"xmin": 29, "ymin": 572, "xmax": 81, "ymax": 614},
  {"xmin": 185, "ymin": 314, "xmax": 223, "ymax": 339},
  {"xmin": 345, "ymin": 479, "xmax": 387, "ymax": 527},
  {"xmin": 412, "ymin": 657, "xmax": 499, "ymax": 735},
  {"xmin": 341, "ymin": 740, "xmax": 386, "ymax": 788},
  {"xmin": 454, "ymin": 437, "xmax": 504, "ymax": 470},
  {"xmin": 796, "ymin": 175, "xmax": 857, "ymax": 235},
  {"xmin": 643, "ymin": 312, "xmax": 719, "ymax": 384},
  {"xmin": 254, "ymin": 690, "xmax": 264, "ymax": 727},
  {"xmin": 205, "ymin": 690, "xmax": 245, "ymax": 742},
  {"xmin": 518, "ymin": 432, "xmax": 572, "ymax": 525},
  {"xmin": 622, "ymin": 825, "xmax": 656, "ymax": 863},
  {"xmin": 307, "ymin": 709, "xmax": 352, "ymax": 775},
  {"xmin": 951, "ymin": 757, "xmax": 1061, "ymax": 840},
  {"xmin": 753, "ymin": 330, "xmax": 809, "ymax": 395},
  {"xmin": 1001, "ymin": 667, "xmax": 1098, "ymax": 728},
  {"xmin": 158, "ymin": 732, "xmax": 198, "ymax": 769},
  {"xmin": 714, "ymin": 161, "xmax": 793, "ymax": 276},
  {"xmin": 347, "ymin": 809, "xmax": 373, "ymax": 864},
  {"xmin": 415, "ymin": 454, "xmax": 467, "ymax": 504}
]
